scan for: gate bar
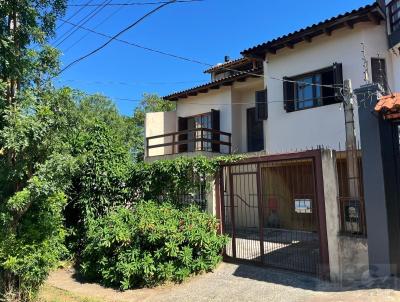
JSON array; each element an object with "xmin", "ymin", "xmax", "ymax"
[
  {"xmin": 228, "ymin": 166, "xmax": 237, "ymax": 258},
  {"xmin": 256, "ymin": 162, "xmax": 265, "ymax": 264}
]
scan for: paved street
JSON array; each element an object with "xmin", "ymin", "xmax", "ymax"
[{"xmin": 46, "ymin": 262, "xmax": 400, "ymax": 302}]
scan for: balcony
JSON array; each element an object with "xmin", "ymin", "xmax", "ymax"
[{"xmin": 146, "ymin": 128, "xmax": 232, "ymax": 158}]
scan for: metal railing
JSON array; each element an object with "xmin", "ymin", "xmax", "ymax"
[
  {"xmin": 146, "ymin": 127, "xmax": 232, "ymax": 157},
  {"xmin": 336, "ymin": 152, "xmax": 367, "ymax": 237}
]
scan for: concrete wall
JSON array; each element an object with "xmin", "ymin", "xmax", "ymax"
[
  {"xmin": 320, "ymin": 150, "xmax": 341, "ymax": 281},
  {"xmin": 145, "ymin": 111, "xmax": 177, "ymax": 157},
  {"xmin": 337, "ymin": 236, "xmax": 369, "ymax": 281},
  {"xmin": 264, "ymin": 23, "xmax": 393, "ymax": 153},
  {"xmin": 321, "ymin": 149, "xmax": 369, "ymax": 281}
]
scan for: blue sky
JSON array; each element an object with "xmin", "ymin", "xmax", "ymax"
[{"xmin": 55, "ymin": 0, "xmax": 372, "ymax": 116}]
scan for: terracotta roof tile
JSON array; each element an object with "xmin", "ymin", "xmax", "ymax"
[
  {"xmin": 375, "ymin": 93, "xmax": 400, "ymax": 112},
  {"xmin": 203, "ymin": 57, "xmax": 249, "ymax": 73},
  {"xmin": 241, "ymin": 3, "xmax": 383, "ymax": 57},
  {"xmin": 163, "ymin": 68, "xmax": 263, "ymax": 101}
]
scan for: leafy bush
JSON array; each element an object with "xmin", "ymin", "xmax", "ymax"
[
  {"xmin": 128, "ymin": 156, "xmax": 241, "ymax": 207},
  {"xmin": 79, "ymin": 201, "xmax": 227, "ymax": 290}
]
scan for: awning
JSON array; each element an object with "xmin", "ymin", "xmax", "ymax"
[{"xmin": 375, "ymin": 93, "xmax": 400, "ymax": 120}]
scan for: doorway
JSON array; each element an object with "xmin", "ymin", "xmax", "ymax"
[{"xmin": 247, "ymin": 108, "xmax": 264, "ymax": 152}]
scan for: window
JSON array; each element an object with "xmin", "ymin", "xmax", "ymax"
[
  {"xmin": 187, "ymin": 113, "xmax": 212, "ymax": 152},
  {"xmin": 371, "ymin": 58, "xmax": 387, "ymax": 93},
  {"xmin": 247, "ymin": 108, "xmax": 264, "ymax": 152},
  {"xmin": 295, "ymin": 74, "xmax": 322, "ymax": 110},
  {"xmin": 178, "ymin": 110, "xmax": 220, "ymax": 153},
  {"xmin": 283, "ymin": 63, "xmax": 343, "ymax": 112},
  {"xmin": 390, "ymin": 0, "xmax": 400, "ymax": 32},
  {"xmin": 255, "ymin": 89, "xmax": 268, "ymax": 120}
]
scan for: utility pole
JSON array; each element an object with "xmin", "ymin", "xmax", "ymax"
[{"xmin": 343, "ymin": 79, "xmax": 361, "ymax": 232}]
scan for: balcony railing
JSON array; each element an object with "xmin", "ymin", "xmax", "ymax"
[{"xmin": 146, "ymin": 128, "xmax": 232, "ymax": 157}]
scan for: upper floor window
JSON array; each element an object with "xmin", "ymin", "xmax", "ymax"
[
  {"xmin": 295, "ymin": 74, "xmax": 322, "ymax": 110},
  {"xmin": 283, "ymin": 63, "xmax": 343, "ymax": 112},
  {"xmin": 389, "ymin": 0, "xmax": 400, "ymax": 32}
]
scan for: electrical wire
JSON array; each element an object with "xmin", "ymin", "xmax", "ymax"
[
  {"xmin": 72, "ymin": 94, "xmax": 350, "ymax": 105},
  {"xmin": 54, "ymin": 0, "xmax": 108, "ymax": 44},
  {"xmin": 63, "ymin": 0, "xmax": 134, "ymax": 53},
  {"xmin": 67, "ymin": 0, "xmax": 203, "ymax": 6},
  {"xmin": 55, "ymin": 0, "xmax": 112, "ymax": 47},
  {"xmin": 57, "ymin": 19, "xmax": 343, "ymax": 89},
  {"xmin": 57, "ymin": 0, "xmax": 95, "ymax": 31},
  {"xmin": 59, "ymin": 0, "xmax": 178, "ymax": 74},
  {"xmin": 55, "ymin": 78, "xmax": 208, "ymax": 85}
]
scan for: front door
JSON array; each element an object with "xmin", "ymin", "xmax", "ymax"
[{"xmin": 247, "ymin": 108, "xmax": 264, "ymax": 152}]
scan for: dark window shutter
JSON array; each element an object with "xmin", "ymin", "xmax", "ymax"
[
  {"xmin": 211, "ymin": 109, "xmax": 220, "ymax": 153},
  {"xmin": 371, "ymin": 58, "xmax": 387, "ymax": 93},
  {"xmin": 283, "ymin": 77, "xmax": 295, "ymax": 112},
  {"xmin": 333, "ymin": 62, "xmax": 344, "ymax": 102},
  {"xmin": 178, "ymin": 117, "xmax": 188, "ymax": 153},
  {"xmin": 255, "ymin": 89, "xmax": 268, "ymax": 120}
]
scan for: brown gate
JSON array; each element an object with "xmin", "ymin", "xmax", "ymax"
[{"xmin": 218, "ymin": 150, "xmax": 329, "ymax": 278}]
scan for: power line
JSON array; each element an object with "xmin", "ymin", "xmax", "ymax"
[
  {"xmin": 57, "ymin": 0, "xmax": 95, "ymax": 31},
  {"xmin": 63, "ymin": 0, "xmax": 134, "ymax": 53},
  {"xmin": 54, "ymin": 0, "xmax": 107, "ymax": 44},
  {"xmin": 67, "ymin": 0, "xmax": 203, "ymax": 6},
  {"xmin": 56, "ymin": 78, "xmax": 208, "ymax": 85},
  {"xmin": 57, "ymin": 19, "xmax": 343, "ymax": 89},
  {"xmin": 59, "ymin": 0, "xmax": 178, "ymax": 74},
  {"xmin": 94, "ymin": 94, "xmax": 351, "ymax": 105},
  {"xmin": 55, "ymin": 0, "xmax": 112, "ymax": 47}
]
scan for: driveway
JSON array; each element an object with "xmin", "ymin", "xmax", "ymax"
[{"xmin": 46, "ymin": 262, "xmax": 400, "ymax": 302}]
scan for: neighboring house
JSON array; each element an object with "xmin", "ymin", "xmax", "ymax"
[{"xmin": 144, "ymin": 0, "xmax": 400, "ymax": 282}]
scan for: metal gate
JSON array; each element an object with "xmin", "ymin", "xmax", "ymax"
[{"xmin": 219, "ymin": 151, "xmax": 328, "ymax": 277}]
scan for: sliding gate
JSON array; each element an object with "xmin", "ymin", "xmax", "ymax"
[{"xmin": 219, "ymin": 151, "xmax": 328, "ymax": 277}]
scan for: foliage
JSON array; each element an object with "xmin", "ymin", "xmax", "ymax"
[
  {"xmin": 0, "ymin": 85, "xmax": 76, "ymax": 301},
  {"xmin": 79, "ymin": 201, "xmax": 227, "ymax": 290},
  {"xmin": 131, "ymin": 94, "xmax": 175, "ymax": 161},
  {"xmin": 129, "ymin": 155, "xmax": 241, "ymax": 205},
  {"xmin": 0, "ymin": 1, "xmax": 70, "ymax": 299},
  {"xmin": 62, "ymin": 93, "xmax": 136, "ymax": 254}
]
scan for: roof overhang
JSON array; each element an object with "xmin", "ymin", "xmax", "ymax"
[
  {"xmin": 203, "ymin": 57, "xmax": 251, "ymax": 74},
  {"xmin": 241, "ymin": 3, "xmax": 384, "ymax": 58},
  {"xmin": 163, "ymin": 68, "xmax": 263, "ymax": 101}
]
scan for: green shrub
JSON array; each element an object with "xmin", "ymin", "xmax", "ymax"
[{"xmin": 79, "ymin": 201, "xmax": 227, "ymax": 290}]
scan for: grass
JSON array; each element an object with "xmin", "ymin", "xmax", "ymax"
[{"xmin": 38, "ymin": 285, "xmax": 105, "ymax": 302}]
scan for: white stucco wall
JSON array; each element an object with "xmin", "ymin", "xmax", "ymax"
[
  {"xmin": 176, "ymin": 88, "xmax": 232, "ymax": 154},
  {"xmin": 145, "ymin": 111, "xmax": 177, "ymax": 157},
  {"xmin": 176, "ymin": 87, "xmax": 232, "ymax": 132},
  {"xmin": 264, "ymin": 23, "xmax": 392, "ymax": 154},
  {"xmin": 390, "ymin": 50, "xmax": 400, "ymax": 92},
  {"xmin": 231, "ymin": 79, "xmax": 264, "ymax": 153}
]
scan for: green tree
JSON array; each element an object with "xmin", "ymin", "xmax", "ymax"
[
  {"xmin": 131, "ymin": 93, "xmax": 175, "ymax": 161},
  {"xmin": 62, "ymin": 92, "xmax": 135, "ymax": 254},
  {"xmin": 0, "ymin": 1, "xmax": 69, "ymax": 300}
]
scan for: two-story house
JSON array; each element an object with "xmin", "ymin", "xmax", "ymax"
[
  {"xmin": 146, "ymin": 1, "xmax": 399, "ymax": 159},
  {"xmin": 144, "ymin": 1, "xmax": 400, "ymax": 281}
]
